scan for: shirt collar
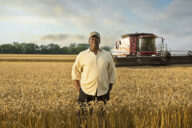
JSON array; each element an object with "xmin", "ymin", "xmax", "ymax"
[{"xmin": 87, "ymin": 48, "xmax": 102, "ymax": 53}]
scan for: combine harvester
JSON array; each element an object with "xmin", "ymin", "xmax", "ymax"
[{"xmin": 111, "ymin": 33, "xmax": 192, "ymax": 66}]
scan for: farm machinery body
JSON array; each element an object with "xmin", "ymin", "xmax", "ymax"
[{"xmin": 111, "ymin": 33, "xmax": 192, "ymax": 66}]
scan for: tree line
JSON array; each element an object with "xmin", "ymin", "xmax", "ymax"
[{"xmin": 0, "ymin": 42, "xmax": 111, "ymax": 54}]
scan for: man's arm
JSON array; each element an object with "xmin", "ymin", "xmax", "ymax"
[
  {"xmin": 73, "ymin": 80, "xmax": 80, "ymax": 92},
  {"xmin": 108, "ymin": 53, "xmax": 116, "ymax": 91},
  {"xmin": 71, "ymin": 54, "xmax": 82, "ymax": 92}
]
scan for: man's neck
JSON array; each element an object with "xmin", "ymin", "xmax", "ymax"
[{"xmin": 90, "ymin": 48, "xmax": 99, "ymax": 55}]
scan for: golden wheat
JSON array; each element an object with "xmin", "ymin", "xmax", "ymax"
[
  {"xmin": 0, "ymin": 59, "xmax": 192, "ymax": 128},
  {"xmin": 0, "ymin": 54, "xmax": 76, "ymax": 62}
]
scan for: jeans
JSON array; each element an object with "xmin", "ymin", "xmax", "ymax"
[{"xmin": 78, "ymin": 87, "xmax": 110, "ymax": 104}]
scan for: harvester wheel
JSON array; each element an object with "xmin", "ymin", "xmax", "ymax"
[
  {"xmin": 136, "ymin": 59, "xmax": 142, "ymax": 64},
  {"xmin": 160, "ymin": 57, "xmax": 168, "ymax": 65},
  {"xmin": 188, "ymin": 51, "xmax": 192, "ymax": 56}
]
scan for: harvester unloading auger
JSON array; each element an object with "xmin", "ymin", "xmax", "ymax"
[{"xmin": 111, "ymin": 33, "xmax": 192, "ymax": 66}]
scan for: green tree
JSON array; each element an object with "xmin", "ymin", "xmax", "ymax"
[
  {"xmin": 68, "ymin": 43, "xmax": 77, "ymax": 54},
  {"xmin": 47, "ymin": 43, "xmax": 60, "ymax": 54},
  {"xmin": 0, "ymin": 42, "xmax": 111, "ymax": 54},
  {"xmin": 60, "ymin": 47, "xmax": 69, "ymax": 54},
  {"xmin": 76, "ymin": 43, "xmax": 89, "ymax": 53},
  {"xmin": 101, "ymin": 46, "xmax": 111, "ymax": 51},
  {"xmin": 25, "ymin": 43, "xmax": 39, "ymax": 54},
  {"xmin": 39, "ymin": 45, "xmax": 49, "ymax": 54},
  {"xmin": 0, "ymin": 44, "xmax": 17, "ymax": 53}
]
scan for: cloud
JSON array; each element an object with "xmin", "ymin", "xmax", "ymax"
[
  {"xmin": 0, "ymin": 0, "xmax": 192, "ymax": 50},
  {"xmin": 0, "ymin": 0, "xmax": 98, "ymax": 28},
  {"xmin": 40, "ymin": 33, "xmax": 86, "ymax": 42},
  {"xmin": 40, "ymin": 33, "xmax": 117, "ymax": 47}
]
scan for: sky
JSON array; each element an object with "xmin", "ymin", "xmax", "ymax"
[{"xmin": 0, "ymin": 0, "xmax": 192, "ymax": 50}]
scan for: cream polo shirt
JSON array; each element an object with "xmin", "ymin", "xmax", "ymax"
[{"xmin": 71, "ymin": 48, "xmax": 116, "ymax": 96}]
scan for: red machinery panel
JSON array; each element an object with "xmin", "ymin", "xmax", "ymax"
[{"xmin": 130, "ymin": 37, "xmax": 137, "ymax": 54}]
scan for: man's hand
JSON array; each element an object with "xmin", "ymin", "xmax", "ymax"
[
  {"xmin": 109, "ymin": 83, "xmax": 113, "ymax": 91},
  {"xmin": 73, "ymin": 80, "xmax": 80, "ymax": 92}
]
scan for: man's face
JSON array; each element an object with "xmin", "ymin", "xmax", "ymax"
[{"xmin": 89, "ymin": 36, "xmax": 100, "ymax": 50}]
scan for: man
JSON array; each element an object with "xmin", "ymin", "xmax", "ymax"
[{"xmin": 71, "ymin": 31, "xmax": 116, "ymax": 104}]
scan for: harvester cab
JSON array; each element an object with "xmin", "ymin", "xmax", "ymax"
[{"xmin": 112, "ymin": 33, "xmax": 165, "ymax": 58}]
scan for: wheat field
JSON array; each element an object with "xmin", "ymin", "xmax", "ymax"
[
  {"xmin": 0, "ymin": 57, "xmax": 192, "ymax": 127},
  {"xmin": 0, "ymin": 54, "xmax": 76, "ymax": 62}
]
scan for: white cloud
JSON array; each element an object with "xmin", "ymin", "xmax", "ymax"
[
  {"xmin": 40, "ymin": 33, "xmax": 86, "ymax": 42},
  {"xmin": 0, "ymin": 0, "xmax": 191, "ymax": 50}
]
